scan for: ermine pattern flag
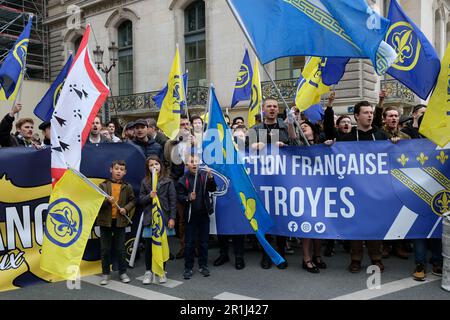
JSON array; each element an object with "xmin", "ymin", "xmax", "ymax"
[{"xmin": 51, "ymin": 24, "xmax": 109, "ymax": 182}]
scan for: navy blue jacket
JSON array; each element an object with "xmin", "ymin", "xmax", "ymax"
[{"xmin": 131, "ymin": 137, "xmax": 163, "ymax": 160}]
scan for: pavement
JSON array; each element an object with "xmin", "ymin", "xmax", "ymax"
[{"xmin": 1, "ymin": 238, "xmax": 449, "ymax": 301}]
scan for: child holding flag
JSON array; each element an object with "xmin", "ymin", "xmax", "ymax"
[
  {"xmin": 177, "ymin": 154, "xmax": 217, "ymax": 280},
  {"xmin": 97, "ymin": 160, "xmax": 136, "ymax": 285},
  {"xmin": 139, "ymin": 155, "xmax": 176, "ymax": 284}
]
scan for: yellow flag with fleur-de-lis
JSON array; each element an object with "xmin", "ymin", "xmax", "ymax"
[
  {"xmin": 151, "ymin": 170, "xmax": 170, "ymax": 277},
  {"xmin": 40, "ymin": 169, "xmax": 104, "ymax": 280},
  {"xmin": 157, "ymin": 46, "xmax": 186, "ymax": 140}
]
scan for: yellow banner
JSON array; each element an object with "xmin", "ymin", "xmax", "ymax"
[
  {"xmin": 40, "ymin": 169, "xmax": 104, "ymax": 280},
  {"xmin": 157, "ymin": 47, "xmax": 186, "ymax": 140},
  {"xmin": 419, "ymin": 43, "xmax": 450, "ymax": 147}
]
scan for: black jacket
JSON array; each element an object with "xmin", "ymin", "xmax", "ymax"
[
  {"xmin": 176, "ymin": 172, "xmax": 217, "ymax": 219},
  {"xmin": 251, "ymin": 118, "xmax": 293, "ymax": 145},
  {"xmin": 340, "ymin": 126, "xmax": 389, "ymax": 142},
  {"xmin": 139, "ymin": 176, "xmax": 177, "ymax": 226},
  {"xmin": 401, "ymin": 121, "xmax": 422, "ymax": 139},
  {"xmin": 132, "ymin": 137, "xmax": 163, "ymax": 160},
  {"xmin": 0, "ymin": 113, "xmax": 30, "ymax": 147}
]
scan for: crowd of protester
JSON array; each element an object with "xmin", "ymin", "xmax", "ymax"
[{"xmin": 0, "ymin": 89, "xmax": 442, "ymax": 284}]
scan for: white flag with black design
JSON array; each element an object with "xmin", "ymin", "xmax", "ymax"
[{"xmin": 50, "ymin": 24, "xmax": 109, "ymax": 183}]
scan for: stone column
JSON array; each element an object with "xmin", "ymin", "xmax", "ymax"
[{"xmin": 440, "ymin": 8, "xmax": 446, "ymax": 58}]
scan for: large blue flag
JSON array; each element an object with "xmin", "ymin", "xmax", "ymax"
[
  {"xmin": 202, "ymin": 86, "xmax": 285, "ymax": 266},
  {"xmin": 385, "ymin": 0, "xmax": 440, "ymax": 100},
  {"xmin": 0, "ymin": 15, "xmax": 33, "ymax": 99},
  {"xmin": 34, "ymin": 54, "xmax": 73, "ymax": 121},
  {"xmin": 152, "ymin": 72, "xmax": 188, "ymax": 111},
  {"xmin": 321, "ymin": 57, "xmax": 350, "ymax": 86},
  {"xmin": 320, "ymin": 0, "xmax": 396, "ymax": 75},
  {"xmin": 231, "ymin": 49, "xmax": 253, "ymax": 108},
  {"xmin": 227, "ymin": 0, "xmax": 396, "ymax": 75}
]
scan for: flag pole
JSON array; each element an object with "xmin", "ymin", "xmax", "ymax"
[
  {"xmin": 69, "ymin": 167, "xmax": 133, "ymax": 224},
  {"xmin": 225, "ymin": 0, "xmax": 310, "ymax": 146},
  {"xmin": 128, "ymin": 212, "xmax": 144, "ymax": 268},
  {"xmin": 184, "ymin": 68, "xmax": 190, "ymax": 119},
  {"xmin": 12, "ymin": 65, "xmax": 26, "ymax": 120}
]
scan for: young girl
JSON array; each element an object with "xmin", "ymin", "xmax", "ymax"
[
  {"xmin": 139, "ymin": 155, "xmax": 176, "ymax": 284},
  {"xmin": 299, "ymin": 121, "xmax": 327, "ymax": 274}
]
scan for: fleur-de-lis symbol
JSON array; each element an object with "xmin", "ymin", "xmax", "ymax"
[
  {"xmin": 437, "ymin": 151, "xmax": 449, "ymax": 165},
  {"xmin": 49, "ymin": 206, "xmax": 78, "ymax": 238},
  {"xmin": 239, "ymin": 192, "xmax": 258, "ymax": 232},
  {"xmin": 397, "ymin": 154, "xmax": 409, "ymax": 167},
  {"xmin": 393, "ymin": 29, "xmax": 414, "ymax": 64},
  {"xmin": 416, "ymin": 152, "xmax": 428, "ymax": 166},
  {"xmin": 436, "ymin": 192, "xmax": 450, "ymax": 214}
]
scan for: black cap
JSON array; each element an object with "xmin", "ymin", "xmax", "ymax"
[
  {"xmin": 134, "ymin": 119, "xmax": 148, "ymax": 127},
  {"xmin": 38, "ymin": 121, "xmax": 51, "ymax": 130},
  {"xmin": 125, "ymin": 121, "xmax": 135, "ymax": 130},
  {"xmin": 399, "ymin": 115, "xmax": 412, "ymax": 124}
]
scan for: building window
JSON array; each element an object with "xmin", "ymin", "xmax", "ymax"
[
  {"xmin": 73, "ymin": 36, "xmax": 82, "ymax": 55},
  {"xmin": 275, "ymin": 56, "xmax": 305, "ymax": 80},
  {"xmin": 185, "ymin": 1, "xmax": 206, "ymax": 87},
  {"xmin": 118, "ymin": 20, "xmax": 133, "ymax": 96}
]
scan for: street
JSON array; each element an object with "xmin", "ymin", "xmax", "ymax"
[{"xmin": 1, "ymin": 238, "xmax": 449, "ymax": 301}]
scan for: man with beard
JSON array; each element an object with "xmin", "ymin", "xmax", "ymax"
[
  {"xmin": 87, "ymin": 116, "xmax": 111, "ymax": 144},
  {"xmin": 250, "ymin": 97, "xmax": 298, "ymax": 270}
]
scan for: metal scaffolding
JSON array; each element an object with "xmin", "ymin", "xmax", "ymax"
[{"xmin": 0, "ymin": 0, "xmax": 48, "ymax": 81}]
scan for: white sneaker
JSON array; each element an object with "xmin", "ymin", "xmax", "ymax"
[
  {"xmin": 151, "ymin": 273, "xmax": 157, "ymax": 284},
  {"xmin": 159, "ymin": 273, "xmax": 167, "ymax": 284},
  {"xmin": 99, "ymin": 274, "xmax": 110, "ymax": 285},
  {"xmin": 142, "ymin": 271, "xmax": 152, "ymax": 285},
  {"xmin": 119, "ymin": 273, "xmax": 131, "ymax": 283}
]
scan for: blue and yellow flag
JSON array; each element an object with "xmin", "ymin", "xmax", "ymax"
[
  {"xmin": 419, "ymin": 43, "xmax": 450, "ymax": 147},
  {"xmin": 0, "ymin": 15, "xmax": 33, "ymax": 101},
  {"xmin": 34, "ymin": 54, "xmax": 73, "ymax": 121},
  {"xmin": 231, "ymin": 49, "xmax": 253, "ymax": 108},
  {"xmin": 295, "ymin": 57, "xmax": 330, "ymax": 112},
  {"xmin": 227, "ymin": 0, "xmax": 396, "ymax": 75},
  {"xmin": 157, "ymin": 47, "xmax": 186, "ymax": 140},
  {"xmin": 321, "ymin": 57, "xmax": 350, "ymax": 86},
  {"xmin": 152, "ymin": 72, "xmax": 189, "ymax": 111},
  {"xmin": 151, "ymin": 170, "xmax": 170, "ymax": 277},
  {"xmin": 248, "ymin": 58, "xmax": 261, "ymax": 128},
  {"xmin": 40, "ymin": 169, "xmax": 104, "ymax": 280},
  {"xmin": 202, "ymin": 86, "xmax": 285, "ymax": 266},
  {"xmin": 385, "ymin": 0, "xmax": 440, "ymax": 100}
]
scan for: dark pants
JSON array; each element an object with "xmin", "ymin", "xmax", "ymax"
[
  {"xmin": 185, "ymin": 214, "xmax": 210, "ymax": 270},
  {"xmin": 176, "ymin": 203, "xmax": 186, "ymax": 252},
  {"xmin": 218, "ymin": 235, "xmax": 245, "ymax": 258},
  {"xmin": 350, "ymin": 240, "xmax": 382, "ymax": 261},
  {"xmin": 100, "ymin": 221, "xmax": 127, "ymax": 275},
  {"xmin": 145, "ymin": 238, "xmax": 167, "ymax": 271},
  {"xmin": 262, "ymin": 235, "xmax": 286, "ymax": 260},
  {"xmin": 414, "ymin": 238, "xmax": 443, "ymax": 266}
]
